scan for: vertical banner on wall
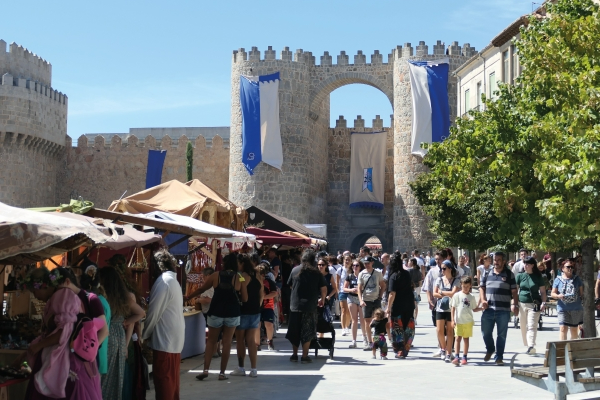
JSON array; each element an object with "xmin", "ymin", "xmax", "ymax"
[
  {"xmin": 349, "ymin": 131, "xmax": 386, "ymax": 209},
  {"xmin": 145, "ymin": 149, "xmax": 167, "ymax": 189},
  {"xmin": 408, "ymin": 58, "xmax": 450, "ymax": 157},
  {"xmin": 240, "ymin": 72, "xmax": 283, "ymax": 175}
]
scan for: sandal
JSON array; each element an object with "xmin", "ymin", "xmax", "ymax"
[
  {"xmin": 218, "ymin": 373, "xmax": 229, "ymax": 381},
  {"xmin": 196, "ymin": 370, "xmax": 209, "ymax": 381}
]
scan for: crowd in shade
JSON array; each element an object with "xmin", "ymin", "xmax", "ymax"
[{"xmin": 18, "ymin": 243, "xmax": 599, "ymax": 400}]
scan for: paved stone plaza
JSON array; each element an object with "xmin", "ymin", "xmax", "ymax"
[{"xmin": 147, "ymin": 298, "xmax": 600, "ymax": 400}]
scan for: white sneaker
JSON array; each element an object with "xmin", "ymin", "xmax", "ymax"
[
  {"xmin": 526, "ymin": 347, "xmax": 536, "ymax": 355},
  {"xmin": 432, "ymin": 348, "xmax": 442, "ymax": 357},
  {"xmin": 230, "ymin": 367, "xmax": 246, "ymax": 376},
  {"xmin": 349, "ymin": 341, "xmax": 357, "ymax": 348},
  {"xmin": 249, "ymin": 369, "xmax": 258, "ymax": 378},
  {"xmin": 440, "ymin": 350, "xmax": 446, "ymax": 361},
  {"xmin": 341, "ymin": 329, "xmax": 347, "ymax": 336}
]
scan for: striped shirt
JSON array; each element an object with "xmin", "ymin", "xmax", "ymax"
[{"xmin": 480, "ymin": 267, "xmax": 516, "ymax": 312}]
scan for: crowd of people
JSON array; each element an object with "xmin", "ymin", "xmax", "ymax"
[{"xmin": 18, "ymin": 244, "xmax": 600, "ymax": 400}]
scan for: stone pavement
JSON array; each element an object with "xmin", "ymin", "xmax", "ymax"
[{"xmin": 147, "ymin": 300, "xmax": 600, "ymax": 400}]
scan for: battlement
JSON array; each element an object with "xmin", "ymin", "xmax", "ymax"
[
  {"xmin": 334, "ymin": 115, "xmax": 392, "ymax": 129},
  {"xmin": 232, "ymin": 41, "xmax": 477, "ymax": 66},
  {"xmin": 1, "ymin": 72, "xmax": 67, "ymax": 106},
  {"xmin": 73, "ymin": 133, "xmax": 230, "ymax": 150},
  {"xmin": 0, "ymin": 40, "xmax": 52, "ymax": 86}
]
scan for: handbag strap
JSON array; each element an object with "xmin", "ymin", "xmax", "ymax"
[{"xmin": 361, "ymin": 270, "xmax": 376, "ymax": 295}]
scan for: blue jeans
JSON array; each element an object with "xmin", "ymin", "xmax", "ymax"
[{"xmin": 481, "ymin": 309, "xmax": 510, "ymax": 361}]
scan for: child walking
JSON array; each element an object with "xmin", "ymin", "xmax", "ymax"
[
  {"xmin": 450, "ymin": 276, "xmax": 482, "ymax": 366},
  {"xmin": 370, "ymin": 309, "xmax": 389, "ymax": 360}
]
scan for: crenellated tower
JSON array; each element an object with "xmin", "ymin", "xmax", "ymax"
[
  {"xmin": 230, "ymin": 41, "xmax": 476, "ymax": 251},
  {"xmin": 0, "ymin": 40, "xmax": 68, "ymax": 207}
]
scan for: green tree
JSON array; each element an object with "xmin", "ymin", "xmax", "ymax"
[
  {"xmin": 414, "ymin": 0, "xmax": 600, "ymax": 335},
  {"xmin": 186, "ymin": 141, "xmax": 193, "ymax": 181}
]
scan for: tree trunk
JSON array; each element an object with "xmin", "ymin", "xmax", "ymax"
[{"xmin": 581, "ymin": 238, "xmax": 597, "ymax": 338}]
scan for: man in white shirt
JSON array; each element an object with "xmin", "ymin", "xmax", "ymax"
[
  {"xmin": 457, "ymin": 256, "xmax": 470, "ymax": 278},
  {"xmin": 143, "ymin": 250, "xmax": 185, "ymax": 400},
  {"xmin": 512, "ymin": 249, "xmax": 528, "ymax": 274},
  {"xmin": 413, "ymin": 250, "xmax": 426, "ymax": 278}
]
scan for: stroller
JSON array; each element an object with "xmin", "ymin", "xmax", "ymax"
[{"xmin": 309, "ymin": 303, "xmax": 336, "ymax": 359}]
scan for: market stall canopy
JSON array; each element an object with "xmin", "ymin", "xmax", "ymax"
[
  {"xmin": 245, "ymin": 227, "xmax": 311, "ymax": 248},
  {"xmin": 246, "ymin": 206, "xmax": 325, "ymax": 239},
  {"xmin": 146, "ymin": 211, "xmax": 255, "ymax": 250},
  {"xmin": 0, "ymin": 202, "xmax": 115, "ymax": 264},
  {"xmin": 282, "ymin": 231, "xmax": 328, "ymax": 247},
  {"xmin": 108, "ymin": 179, "xmax": 246, "ymax": 231},
  {"xmin": 51, "ymin": 212, "xmax": 162, "ymax": 250}
]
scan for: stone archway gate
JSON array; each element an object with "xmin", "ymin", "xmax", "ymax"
[{"xmin": 229, "ymin": 41, "xmax": 476, "ymax": 251}]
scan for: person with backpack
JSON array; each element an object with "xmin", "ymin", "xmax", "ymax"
[
  {"xmin": 345, "ymin": 260, "xmax": 367, "ymax": 348},
  {"xmin": 98, "ymin": 266, "xmax": 146, "ymax": 400},
  {"xmin": 433, "ymin": 259, "xmax": 460, "ymax": 362},
  {"xmin": 185, "ymin": 253, "xmax": 248, "ymax": 381},
  {"xmin": 23, "ymin": 267, "xmax": 107, "ymax": 400},
  {"xmin": 143, "ymin": 250, "xmax": 185, "ymax": 398}
]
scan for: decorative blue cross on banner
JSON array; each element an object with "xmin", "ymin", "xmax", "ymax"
[{"xmin": 362, "ymin": 168, "xmax": 373, "ymax": 192}]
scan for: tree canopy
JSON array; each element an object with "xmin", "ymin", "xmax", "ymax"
[{"xmin": 412, "ymin": 0, "xmax": 600, "ymax": 252}]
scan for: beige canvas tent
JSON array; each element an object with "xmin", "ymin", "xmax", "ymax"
[{"xmin": 108, "ymin": 179, "xmax": 246, "ymax": 231}]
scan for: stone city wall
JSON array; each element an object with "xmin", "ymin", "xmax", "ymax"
[
  {"xmin": 60, "ymin": 134, "xmax": 230, "ymax": 208},
  {"xmin": 327, "ymin": 115, "xmax": 394, "ymax": 252},
  {"xmin": 0, "ymin": 40, "xmax": 52, "ymax": 87}
]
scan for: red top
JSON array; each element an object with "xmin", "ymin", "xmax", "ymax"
[{"xmin": 263, "ymin": 279, "xmax": 275, "ymax": 310}]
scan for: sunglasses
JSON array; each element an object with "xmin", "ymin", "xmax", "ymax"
[
  {"xmin": 441, "ymin": 267, "xmax": 447, "ymax": 271},
  {"xmin": 564, "ymin": 264, "xmax": 575, "ymax": 269},
  {"xmin": 318, "ymin": 263, "xmax": 326, "ymax": 266},
  {"xmin": 352, "ymin": 264, "xmax": 360, "ymax": 267}
]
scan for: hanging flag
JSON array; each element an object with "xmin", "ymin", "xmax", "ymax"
[
  {"xmin": 145, "ymin": 149, "xmax": 167, "ymax": 189},
  {"xmin": 408, "ymin": 58, "xmax": 450, "ymax": 157},
  {"xmin": 349, "ymin": 131, "xmax": 386, "ymax": 209},
  {"xmin": 240, "ymin": 72, "xmax": 283, "ymax": 175}
]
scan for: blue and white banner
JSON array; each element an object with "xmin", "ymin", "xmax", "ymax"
[
  {"xmin": 240, "ymin": 72, "xmax": 283, "ymax": 175},
  {"xmin": 349, "ymin": 131, "xmax": 386, "ymax": 209},
  {"xmin": 408, "ymin": 58, "xmax": 450, "ymax": 157}
]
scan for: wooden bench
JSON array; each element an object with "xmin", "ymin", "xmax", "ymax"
[{"xmin": 510, "ymin": 337, "xmax": 600, "ymax": 399}]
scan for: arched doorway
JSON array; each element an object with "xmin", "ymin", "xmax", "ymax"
[{"xmin": 347, "ymin": 231, "xmax": 389, "ymax": 254}]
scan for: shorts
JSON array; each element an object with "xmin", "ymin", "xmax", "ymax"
[
  {"xmin": 414, "ymin": 291, "xmax": 421, "ymax": 303},
  {"xmin": 338, "ymin": 292, "xmax": 348, "ymax": 302},
  {"xmin": 363, "ymin": 299, "xmax": 382, "ymax": 319},
  {"xmin": 558, "ymin": 309, "xmax": 583, "ymax": 327},
  {"xmin": 347, "ymin": 295, "xmax": 360, "ymax": 305},
  {"xmin": 455, "ymin": 322, "xmax": 474, "ymax": 338},
  {"xmin": 237, "ymin": 313, "xmax": 260, "ymax": 330},
  {"xmin": 435, "ymin": 311, "xmax": 451, "ymax": 322},
  {"xmin": 207, "ymin": 315, "xmax": 240, "ymax": 328},
  {"xmin": 261, "ymin": 308, "xmax": 275, "ymax": 323}
]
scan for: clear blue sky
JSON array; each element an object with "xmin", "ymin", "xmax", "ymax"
[{"xmin": 4, "ymin": 0, "xmax": 532, "ymax": 138}]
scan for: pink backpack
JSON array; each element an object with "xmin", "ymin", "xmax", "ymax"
[{"xmin": 69, "ymin": 293, "xmax": 105, "ymax": 362}]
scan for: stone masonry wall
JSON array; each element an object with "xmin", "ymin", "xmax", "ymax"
[
  {"xmin": 60, "ymin": 134, "xmax": 230, "ymax": 208},
  {"xmin": 326, "ymin": 116, "xmax": 394, "ymax": 253},
  {"xmin": 0, "ymin": 134, "xmax": 62, "ymax": 207},
  {"xmin": 393, "ymin": 41, "xmax": 473, "ymax": 251},
  {"xmin": 0, "ymin": 39, "xmax": 68, "ymax": 208}
]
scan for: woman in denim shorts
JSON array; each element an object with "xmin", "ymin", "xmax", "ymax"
[
  {"xmin": 185, "ymin": 254, "xmax": 248, "ymax": 381},
  {"xmin": 231, "ymin": 254, "xmax": 263, "ymax": 378}
]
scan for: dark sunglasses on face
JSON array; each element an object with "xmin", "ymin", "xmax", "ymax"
[
  {"xmin": 564, "ymin": 264, "xmax": 574, "ymax": 269},
  {"xmin": 353, "ymin": 264, "xmax": 360, "ymax": 267},
  {"xmin": 441, "ymin": 267, "xmax": 447, "ymax": 271},
  {"xmin": 318, "ymin": 263, "xmax": 326, "ymax": 266}
]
